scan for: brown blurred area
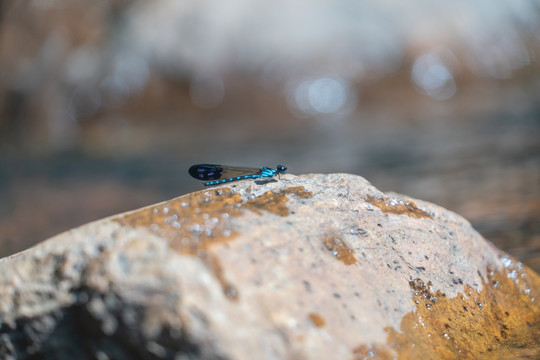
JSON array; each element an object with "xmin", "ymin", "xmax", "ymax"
[{"xmin": 0, "ymin": 1, "xmax": 539, "ymax": 271}]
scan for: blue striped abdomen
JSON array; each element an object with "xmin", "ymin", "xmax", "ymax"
[{"xmin": 205, "ymin": 174, "xmax": 261, "ymax": 186}]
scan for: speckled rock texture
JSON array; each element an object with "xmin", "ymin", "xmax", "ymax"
[{"xmin": 0, "ymin": 174, "xmax": 538, "ymax": 359}]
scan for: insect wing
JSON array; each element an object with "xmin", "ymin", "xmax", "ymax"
[
  {"xmin": 189, "ymin": 164, "xmax": 260, "ymax": 181},
  {"xmin": 216, "ymin": 165, "xmax": 262, "ymax": 179}
]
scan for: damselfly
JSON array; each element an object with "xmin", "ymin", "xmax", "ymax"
[{"xmin": 189, "ymin": 164, "xmax": 287, "ymax": 186}]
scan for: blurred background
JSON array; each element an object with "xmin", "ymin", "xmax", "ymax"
[{"xmin": 0, "ymin": 0, "xmax": 539, "ymax": 272}]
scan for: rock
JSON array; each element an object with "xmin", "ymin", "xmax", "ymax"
[{"xmin": 0, "ymin": 173, "xmax": 538, "ymax": 359}]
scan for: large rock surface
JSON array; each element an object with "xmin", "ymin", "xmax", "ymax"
[{"xmin": 0, "ymin": 174, "xmax": 538, "ymax": 359}]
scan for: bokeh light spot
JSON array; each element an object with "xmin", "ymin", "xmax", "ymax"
[
  {"xmin": 411, "ymin": 53, "xmax": 456, "ymax": 100},
  {"xmin": 285, "ymin": 75, "xmax": 357, "ymax": 118}
]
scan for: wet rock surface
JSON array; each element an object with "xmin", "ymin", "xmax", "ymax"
[{"xmin": 0, "ymin": 174, "xmax": 538, "ymax": 359}]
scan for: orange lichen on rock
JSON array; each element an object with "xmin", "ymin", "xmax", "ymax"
[
  {"xmin": 350, "ymin": 261, "xmax": 540, "ymax": 359},
  {"xmin": 117, "ymin": 188, "xmax": 243, "ymax": 252},
  {"xmin": 323, "ymin": 237, "xmax": 358, "ymax": 266},
  {"xmin": 308, "ymin": 313, "xmax": 326, "ymax": 328},
  {"xmin": 351, "ymin": 344, "xmax": 394, "ymax": 360},
  {"xmin": 243, "ymin": 190, "xmax": 291, "ymax": 216},
  {"xmin": 382, "ymin": 260, "xmax": 540, "ymax": 359},
  {"xmin": 366, "ymin": 196, "xmax": 432, "ymax": 219},
  {"xmin": 244, "ymin": 186, "xmax": 313, "ymax": 216}
]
